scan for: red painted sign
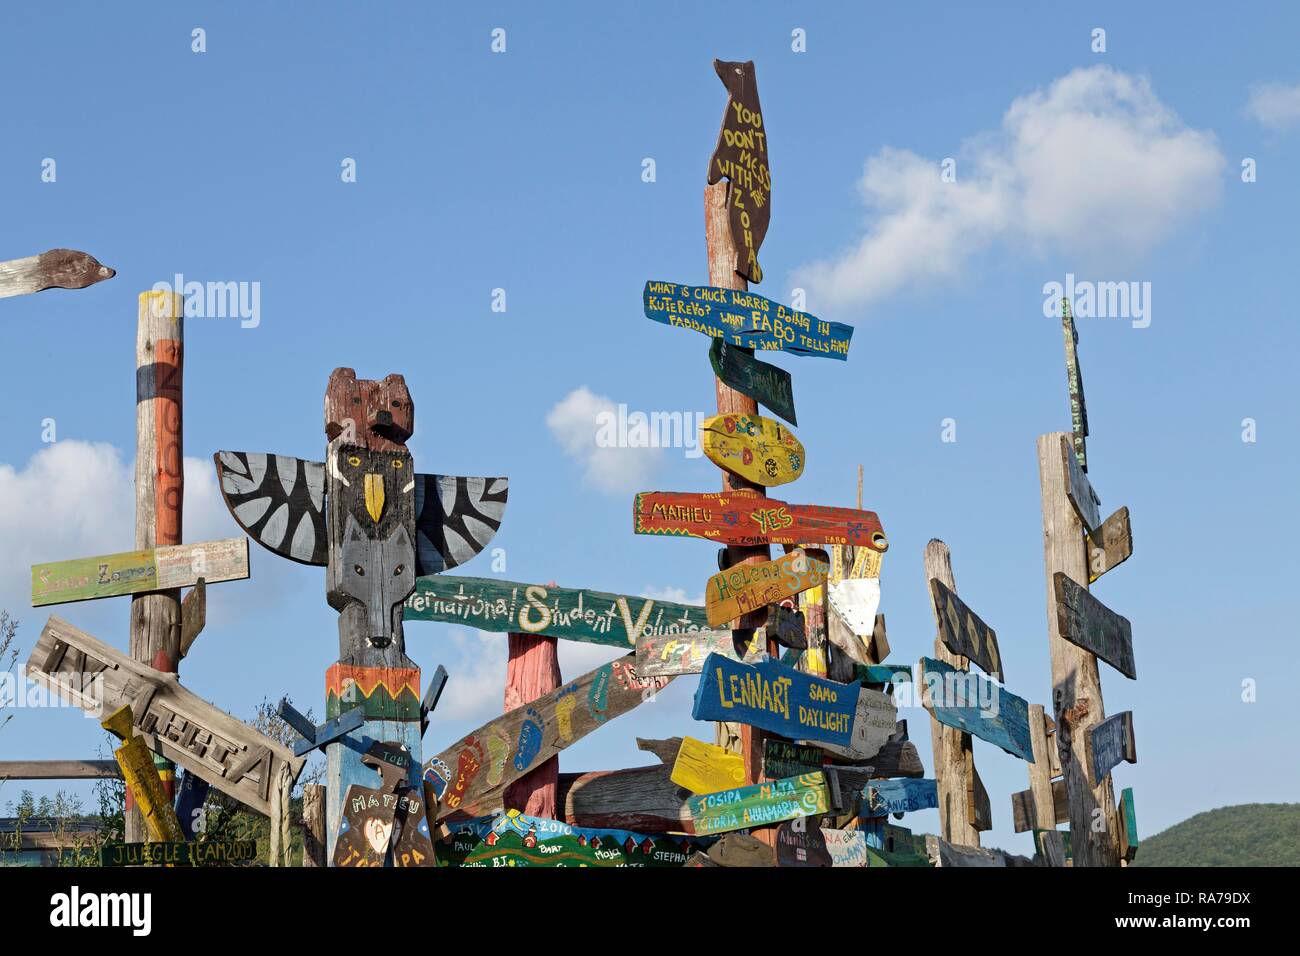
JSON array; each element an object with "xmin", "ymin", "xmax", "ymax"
[{"xmin": 633, "ymin": 490, "xmax": 887, "ymax": 551}]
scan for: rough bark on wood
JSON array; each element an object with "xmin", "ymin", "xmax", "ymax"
[
  {"xmin": 1037, "ymin": 432, "xmax": 1120, "ymax": 866},
  {"xmin": 302, "ymin": 783, "xmax": 326, "ymax": 867}
]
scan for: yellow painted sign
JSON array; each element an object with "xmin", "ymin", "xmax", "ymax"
[
  {"xmin": 671, "ymin": 736, "xmax": 746, "ymax": 795},
  {"xmin": 701, "ymin": 413, "xmax": 804, "ymax": 487},
  {"xmin": 706, "ymin": 548, "xmax": 829, "ymax": 628},
  {"xmin": 102, "ymin": 705, "xmax": 185, "ymax": 844}
]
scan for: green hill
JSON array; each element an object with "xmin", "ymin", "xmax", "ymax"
[{"xmin": 1133, "ymin": 803, "xmax": 1300, "ymax": 867}]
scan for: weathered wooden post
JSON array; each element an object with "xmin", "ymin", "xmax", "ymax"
[
  {"xmin": 127, "ymin": 290, "xmax": 184, "ymax": 840},
  {"xmin": 1036, "ymin": 299, "xmax": 1137, "ymax": 866},
  {"xmin": 922, "ymin": 540, "xmax": 981, "ymax": 847},
  {"xmin": 502, "ymin": 631, "xmax": 561, "ymax": 817},
  {"xmin": 302, "ymin": 783, "xmax": 326, "ymax": 866},
  {"xmin": 0, "ymin": 248, "xmax": 114, "ymax": 299}
]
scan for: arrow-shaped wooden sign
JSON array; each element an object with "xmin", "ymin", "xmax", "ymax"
[
  {"xmin": 919, "ymin": 656, "xmax": 1033, "ymax": 761},
  {"xmin": 709, "ymin": 338, "xmax": 796, "ymax": 425},
  {"xmin": 31, "ymin": 538, "xmax": 249, "ymax": 607},
  {"xmin": 928, "ymin": 578, "xmax": 1004, "ymax": 682},
  {"xmin": 424, "ymin": 653, "xmax": 671, "ymax": 821},
  {"xmin": 1053, "ymin": 572, "xmax": 1136, "ymax": 679},
  {"xmin": 1089, "ymin": 710, "xmax": 1136, "ymax": 785},
  {"xmin": 26, "ymin": 616, "xmax": 304, "ymax": 817},
  {"xmin": 634, "ymin": 489, "xmax": 887, "ymax": 551},
  {"xmin": 705, "ymin": 547, "xmax": 829, "ymax": 626}
]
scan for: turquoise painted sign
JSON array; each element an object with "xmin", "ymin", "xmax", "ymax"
[
  {"xmin": 865, "ymin": 778, "xmax": 938, "ymax": 815},
  {"xmin": 644, "ymin": 281, "xmax": 853, "ymax": 360},
  {"xmin": 692, "ymin": 652, "xmax": 858, "ymax": 748},
  {"xmin": 919, "ymin": 656, "xmax": 1033, "ymax": 761}
]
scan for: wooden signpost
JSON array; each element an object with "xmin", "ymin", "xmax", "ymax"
[
  {"xmin": 635, "ymin": 489, "xmax": 887, "ymax": 550},
  {"xmin": 26, "ymin": 616, "xmax": 304, "ymax": 817},
  {"xmin": 31, "ymin": 538, "xmax": 248, "ymax": 607},
  {"xmin": 823, "ymin": 827, "xmax": 867, "ymax": 867},
  {"xmin": 670, "ymin": 736, "xmax": 746, "ymax": 794},
  {"xmin": 1062, "ymin": 298, "xmax": 1089, "ymax": 470},
  {"xmin": 709, "ymin": 338, "xmax": 796, "ymax": 425},
  {"xmin": 0, "ymin": 248, "xmax": 114, "ymax": 299},
  {"xmin": 1012, "ymin": 779, "xmax": 1069, "ymax": 832},
  {"xmin": 1118, "ymin": 787, "xmax": 1139, "ymax": 862},
  {"xmin": 101, "ymin": 705, "xmax": 185, "ymax": 843},
  {"xmin": 644, "ymin": 281, "xmax": 853, "ymax": 359},
  {"xmin": 707, "ymin": 59, "xmax": 771, "ymax": 284},
  {"xmin": 700, "ymin": 412, "xmax": 804, "ymax": 487},
  {"xmin": 928, "ymin": 578, "xmax": 1004, "ymax": 682},
  {"xmin": 826, "ymin": 578, "xmax": 881, "ymax": 637},
  {"xmin": 1061, "ymin": 433, "xmax": 1102, "ymax": 532},
  {"xmin": 425, "ymin": 653, "xmax": 670, "ymax": 820},
  {"xmin": 919, "ymin": 656, "xmax": 1033, "ymax": 761},
  {"xmin": 1089, "ymin": 710, "xmax": 1137, "ymax": 785},
  {"xmin": 685, "ymin": 772, "xmax": 830, "ymax": 836},
  {"xmin": 1053, "ymin": 572, "xmax": 1136, "ymax": 679},
  {"xmin": 774, "ymin": 818, "xmax": 832, "ymax": 867},
  {"xmin": 704, "ymin": 547, "xmax": 829, "ymax": 626},
  {"xmin": 403, "ymin": 574, "xmax": 711, "ymax": 648},
  {"xmin": 815, "ymin": 686, "xmax": 899, "ymax": 762},
  {"xmin": 214, "ymin": 366, "xmax": 506, "ymax": 860},
  {"xmin": 865, "ymin": 778, "xmax": 939, "ymax": 816}
]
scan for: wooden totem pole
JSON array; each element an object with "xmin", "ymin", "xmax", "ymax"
[{"xmin": 215, "ymin": 368, "xmax": 507, "ymax": 864}]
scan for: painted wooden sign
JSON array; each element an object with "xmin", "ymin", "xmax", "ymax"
[
  {"xmin": 98, "ymin": 840, "xmax": 258, "ymax": 867},
  {"xmin": 425, "ymin": 653, "xmax": 671, "ymax": 820},
  {"xmin": 1060, "ymin": 434, "xmax": 1101, "ymax": 530},
  {"xmin": 31, "ymin": 537, "xmax": 249, "ymax": 607},
  {"xmin": 1119, "ymin": 787, "xmax": 1138, "ymax": 862},
  {"xmin": 823, "ymin": 827, "xmax": 867, "ymax": 867},
  {"xmin": 707, "ymin": 59, "xmax": 770, "ymax": 284},
  {"xmin": 764, "ymin": 726, "xmax": 923, "ymax": 784},
  {"xmin": 701, "ymin": 413, "xmax": 804, "ymax": 487},
  {"xmin": 25, "ymin": 616, "xmax": 305, "ymax": 817},
  {"xmin": 767, "ymin": 604, "xmax": 807, "ymax": 648},
  {"xmin": 643, "ymin": 281, "xmax": 853, "ymax": 359},
  {"xmin": 865, "ymin": 778, "xmax": 938, "ymax": 816},
  {"xmin": 693, "ymin": 653, "xmax": 858, "ymax": 750},
  {"xmin": 816, "ymin": 686, "xmax": 898, "ymax": 762},
  {"xmin": 635, "ymin": 489, "xmax": 887, "ymax": 551},
  {"xmin": 919, "ymin": 656, "xmax": 1033, "ymax": 761},
  {"xmin": 671, "ymin": 737, "xmax": 746, "ymax": 794},
  {"xmin": 705, "ymin": 547, "xmax": 830, "ymax": 626},
  {"xmin": 775, "ymin": 819, "xmax": 832, "ymax": 867},
  {"xmin": 827, "ymin": 579, "xmax": 881, "ymax": 636},
  {"xmin": 101, "ymin": 705, "xmax": 186, "ymax": 844},
  {"xmin": 635, "ymin": 627, "xmax": 765, "ymax": 677},
  {"xmin": 762, "ymin": 740, "xmax": 826, "ymax": 780},
  {"xmin": 1089, "ymin": 507, "xmax": 1134, "ymax": 583},
  {"xmin": 709, "ymin": 337, "xmax": 796, "ymax": 425},
  {"xmin": 928, "ymin": 578, "xmax": 1004, "ymax": 682},
  {"xmin": 437, "ymin": 809, "xmax": 704, "ymax": 867},
  {"xmin": 404, "ymin": 574, "xmax": 713, "ymax": 649},
  {"xmin": 559, "ymin": 751, "xmax": 695, "ymax": 834},
  {"xmin": 1089, "ymin": 710, "xmax": 1136, "ymax": 785},
  {"xmin": 686, "ymin": 772, "xmax": 830, "ymax": 836},
  {"xmin": 334, "ymin": 741, "xmax": 433, "ymax": 867},
  {"xmin": 1053, "ymin": 572, "xmax": 1136, "ymax": 679},
  {"xmin": 1012, "ymin": 778, "xmax": 1068, "ymax": 832},
  {"xmin": 1062, "ymin": 300, "xmax": 1089, "ymax": 470},
  {"xmin": 0, "ymin": 248, "xmax": 115, "ymax": 299}
]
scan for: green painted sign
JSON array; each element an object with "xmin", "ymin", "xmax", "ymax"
[
  {"xmin": 686, "ymin": 772, "xmax": 830, "ymax": 836},
  {"xmin": 709, "ymin": 338, "xmax": 797, "ymax": 425},
  {"xmin": 403, "ymin": 575, "xmax": 713, "ymax": 648},
  {"xmin": 31, "ymin": 538, "xmax": 249, "ymax": 607},
  {"xmin": 97, "ymin": 840, "xmax": 258, "ymax": 867}
]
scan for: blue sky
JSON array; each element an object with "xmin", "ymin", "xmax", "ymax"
[{"xmin": 2, "ymin": 2, "xmax": 1298, "ymax": 856}]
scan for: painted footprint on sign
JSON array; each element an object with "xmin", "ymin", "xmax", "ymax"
[
  {"xmin": 555, "ymin": 689, "xmax": 579, "ymax": 742},
  {"xmin": 423, "ymin": 758, "xmax": 450, "ymax": 801},
  {"xmin": 443, "ymin": 736, "xmax": 485, "ymax": 810},
  {"xmin": 486, "ymin": 734, "xmax": 509, "ymax": 786},
  {"xmin": 514, "ymin": 707, "xmax": 544, "ymax": 771},
  {"xmin": 587, "ymin": 664, "xmax": 613, "ymax": 724}
]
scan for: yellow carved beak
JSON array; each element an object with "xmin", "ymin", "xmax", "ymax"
[{"xmin": 364, "ymin": 473, "xmax": 385, "ymax": 522}]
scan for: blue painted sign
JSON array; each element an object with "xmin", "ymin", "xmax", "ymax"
[
  {"xmin": 692, "ymin": 653, "xmax": 858, "ymax": 748},
  {"xmin": 643, "ymin": 281, "xmax": 853, "ymax": 360},
  {"xmin": 919, "ymin": 656, "xmax": 1034, "ymax": 762},
  {"xmin": 865, "ymin": 778, "xmax": 938, "ymax": 815}
]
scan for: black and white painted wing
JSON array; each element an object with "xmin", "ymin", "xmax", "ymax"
[
  {"xmin": 412, "ymin": 475, "xmax": 508, "ymax": 575},
  {"xmin": 214, "ymin": 451, "xmax": 328, "ymax": 566}
]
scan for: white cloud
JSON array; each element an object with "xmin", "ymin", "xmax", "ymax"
[
  {"xmin": 1244, "ymin": 82, "xmax": 1300, "ymax": 130},
  {"xmin": 796, "ymin": 66, "xmax": 1225, "ymax": 311},
  {"xmin": 545, "ymin": 387, "xmax": 661, "ymax": 495},
  {"xmin": 640, "ymin": 584, "xmax": 704, "ymax": 607}
]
